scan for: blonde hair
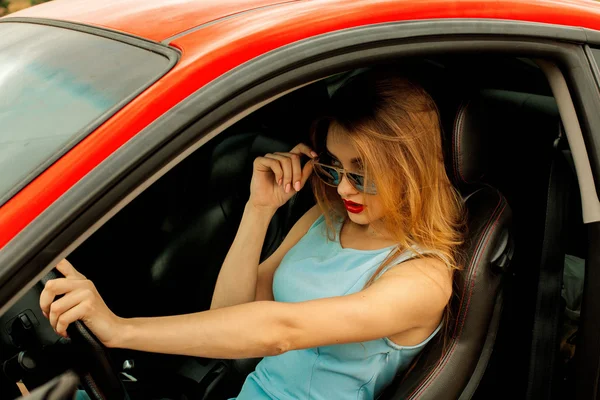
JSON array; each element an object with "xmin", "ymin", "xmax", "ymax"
[{"xmin": 311, "ymin": 69, "xmax": 466, "ymax": 288}]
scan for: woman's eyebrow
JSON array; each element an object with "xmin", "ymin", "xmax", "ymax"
[
  {"xmin": 351, "ymin": 158, "xmax": 363, "ymax": 167},
  {"xmin": 325, "ymin": 148, "xmax": 363, "ymax": 168},
  {"xmin": 324, "ymin": 149, "xmax": 362, "ymax": 167}
]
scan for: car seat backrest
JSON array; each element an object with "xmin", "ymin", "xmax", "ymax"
[
  {"xmin": 146, "ymin": 131, "xmax": 316, "ymax": 315},
  {"xmin": 385, "ymin": 97, "xmax": 514, "ymax": 399}
]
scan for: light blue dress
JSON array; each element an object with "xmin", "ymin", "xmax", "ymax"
[{"xmin": 233, "ymin": 214, "xmax": 442, "ymax": 400}]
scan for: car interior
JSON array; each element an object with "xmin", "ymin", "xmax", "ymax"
[{"xmin": 0, "ymin": 54, "xmax": 588, "ymax": 400}]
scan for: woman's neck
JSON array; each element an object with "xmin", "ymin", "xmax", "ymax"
[
  {"xmin": 340, "ymin": 218, "xmax": 398, "ymax": 251},
  {"xmin": 347, "ymin": 218, "xmax": 393, "ymax": 241}
]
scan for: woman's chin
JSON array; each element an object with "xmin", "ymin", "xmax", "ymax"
[{"xmin": 347, "ymin": 210, "xmax": 370, "ymax": 225}]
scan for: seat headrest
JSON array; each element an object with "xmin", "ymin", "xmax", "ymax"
[{"xmin": 446, "ymin": 99, "xmax": 489, "ymax": 187}]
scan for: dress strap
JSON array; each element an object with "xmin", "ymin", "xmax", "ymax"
[
  {"xmin": 373, "ymin": 246, "xmax": 449, "ymax": 281},
  {"xmin": 308, "ymin": 213, "xmax": 326, "ymax": 231}
]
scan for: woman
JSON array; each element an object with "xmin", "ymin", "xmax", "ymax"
[{"xmin": 40, "ymin": 69, "xmax": 465, "ymax": 399}]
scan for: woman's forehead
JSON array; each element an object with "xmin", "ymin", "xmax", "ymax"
[{"xmin": 326, "ymin": 126, "xmax": 360, "ymax": 163}]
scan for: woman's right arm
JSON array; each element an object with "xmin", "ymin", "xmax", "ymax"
[
  {"xmin": 209, "ymin": 203, "xmax": 276, "ymax": 310},
  {"xmin": 210, "ymin": 204, "xmax": 320, "ymax": 309},
  {"xmin": 210, "ymin": 143, "xmax": 317, "ymax": 310}
]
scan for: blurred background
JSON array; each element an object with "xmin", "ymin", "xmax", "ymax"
[{"xmin": 0, "ymin": 0, "xmax": 51, "ymax": 16}]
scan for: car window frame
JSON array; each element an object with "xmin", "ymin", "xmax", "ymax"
[
  {"xmin": 2, "ymin": 19, "xmax": 600, "ymax": 398},
  {"xmin": 0, "ymin": 17, "xmax": 180, "ymax": 206}
]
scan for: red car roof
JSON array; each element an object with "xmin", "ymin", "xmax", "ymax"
[
  {"xmin": 8, "ymin": 0, "xmax": 600, "ymax": 43},
  {"xmin": 6, "ymin": 0, "xmax": 298, "ymax": 42}
]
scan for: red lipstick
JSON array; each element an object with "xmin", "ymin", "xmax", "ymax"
[{"xmin": 343, "ymin": 199, "xmax": 365, "ymax": 214}]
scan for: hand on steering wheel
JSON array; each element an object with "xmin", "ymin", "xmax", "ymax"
[{"xmin": 39, "ymin": 260, "xmax": 124, "ymax": 349}]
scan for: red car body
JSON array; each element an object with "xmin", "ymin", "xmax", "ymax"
[{"xmin": 2, "ymin": 0, "xmax": 600, "ymax": 250}]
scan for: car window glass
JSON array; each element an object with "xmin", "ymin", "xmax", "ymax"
[
  {"xmin": 557, "ymin": 155, "xmax": 587, "ymax": 395},
  {"xmin": 590, "ymin": 47, "xmax": 600, "ymax": 68},
  {"xmin": 0, "ymin": 22, "xmax": 171, "ymax": 206}
]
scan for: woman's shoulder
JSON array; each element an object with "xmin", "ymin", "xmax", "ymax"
[
  {"xmin": 284, "ymin": 205, "xmax": 323, "ymax": 241},
  {"xmin": 381, "ymin": 248, "xmax": 454, "ymax": 299},
  {"xmin": 396, "ymin": 245, "xmax": 451, "ymax": 265},
  {"xmin": 302, "ymin": 205, "xmax": 324, "ymax": 231}
]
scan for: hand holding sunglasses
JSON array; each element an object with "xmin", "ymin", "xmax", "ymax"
[{"xmin": 250, "ymin": 143, "xmax": 318, "ymax": 213}]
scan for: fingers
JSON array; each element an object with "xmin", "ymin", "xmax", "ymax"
[
  {"xmin": 40, "ymin": 278, "xmax": 92, "ymax": 317},
  {"xmin": 267, "ymin": 145, "xmax": 316, "ymax": 193},
  {"xmin": 254, "ymin": 143, "xmax": 316, "ymax": 194},
  {"xmin": 48, "ymin": 288, "xmax": 90, "ymax": 333},
  {"xmin": 282, "ymin": 152, "xmax": 303, "ymax": 192},
  {"xmin": 300, "ymin": 160, "xmax": 314, "ymax": 186},
  {"xmin": 253, "ymin": 157, "xmax": 283, "ymax": 185},
  {"xmin": 56, "ymin": 259, "xmax": 86, "ymax": 280},
  {"xmin": 290, "ymin": 143, "xmax": 318, "ymax": 159},
  {"xmin": 291, "ymin": 143, "xmax": 317, "ymax": 190},
  {"xmin": 54, "ymin": 302, "xmax": 90, "ymax": 338},
  {"xmin": 265, "ymin": 154, "xmax": 294, "ymax": 193}
]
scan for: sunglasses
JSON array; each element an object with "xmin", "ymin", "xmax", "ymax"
[{"xmin": 312, "ymin": 160, "xmax": 377, "ymax": 195}]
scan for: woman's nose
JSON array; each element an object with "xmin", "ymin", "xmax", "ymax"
[{"xmin": 337, "ymin": 173, "xmax": 358, "ymax": 197}]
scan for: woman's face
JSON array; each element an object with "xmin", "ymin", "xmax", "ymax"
[{"xmin": 326, "ymin": 130, "xmax": 385, "ymax": 225}]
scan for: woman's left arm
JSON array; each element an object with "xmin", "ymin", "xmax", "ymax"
[{"xmin": 42, "ymin": 258, "xmax": 451, "ymax": 359}]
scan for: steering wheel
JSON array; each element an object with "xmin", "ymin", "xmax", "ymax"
[{"xmin": 40, "ymin": 270, "xmax": 129, "ymax": 400}]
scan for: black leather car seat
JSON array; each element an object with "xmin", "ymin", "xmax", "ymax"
[
  {"xmin": 379, "ymin": 97, "xmax": 514, "ymax": 399},
  {"xmin": 145, "ymin": 132, "xmax": 315, "ymax": 317},
  {"xmin": 472, "ymin": 90, "xmax": 584, "ymax": 399}
]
